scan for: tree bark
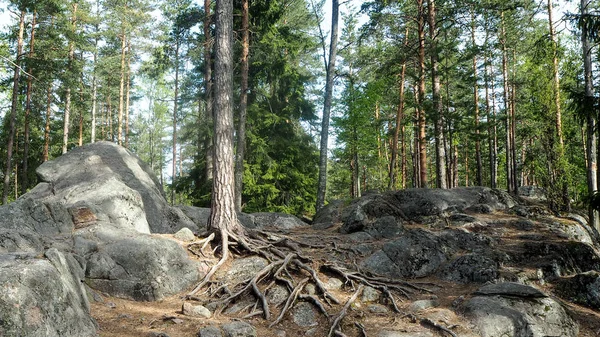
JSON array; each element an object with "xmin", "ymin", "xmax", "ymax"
[
  {"xmin": 125, "ymin": 39, "xmax": 131, "ymax": 148},
  {"xmin": 485, "ymin": 56, "xmax": 498, "ymax": 188},
  {"xmin": 22, "ymin": 11, "xmax": 36, "ymax": 195},
  {"xmin": 500, "ymin": 11, "xmax": 513, "ymax": 193},
  {"xmin": 63, "ymin": 3, "xmax": 78, "ymax": 154},
  {"xmin": 43, "ymin": 85, "xmax": 52, "ymax": 162},
  {"xmin": 172, "ymin": 39, "xmax": 181, "ymax": 205},
  {"xmin": 428, "ymin": 0, "xmax": 445, "ymax": 189},
  {"xmin": 548, "ymin": 0, "xmax": 563, "ymax": 148},
  {"xmin": 471, "ymin": 8, "xmax": 482, "ymax": 187},
  {"xmin": 417, "ymin": 0, "xmax": 428, "ymax": 188},
  {"xmin": 316, "ymin": 0, "xmax": 339, "ymax": 210},
  {"xmin": 582, "ymin": 0, "xmax": 598, "ymax": 229},
  {"xmin": 2, "ymin": 10, "xmax": 25, "ymax": 204},
  {"xmin": 235, "ymin": 0, "xmax": 250, "ymax": 212},
  {"xmin": 204, "ymin": 0, "xmax": 214, "ymax": 183},
  {"xmin": 209, "ymin": 0, "xmax": 243, "ymax": 236},
  {"xmin": 118, "ymin": 30, "xmax": 126, "ymax": 145}
]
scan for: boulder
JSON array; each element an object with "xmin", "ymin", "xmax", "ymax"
[
  {"xmin": 439, "ymin": 254, "xmax": 499, "ymax": 283},
  {"xmin": 76, "ymin": 225, "xmax": 201, "ymax": 301},
  {"xmin": 251, "ymin": 212, "xmax": 307, "ymax": 230},
  {"xmin": 292, "ymin": 302, "xmax": 319, "ymax": 327},
  {"xmin": 222, "ymin": 321, "xmax": 257, "ymax": 337},
  {"xmin": 0, "ymin": 250, "xmax": 97, "ymax": 337},
  {"xmin": 463, "ymin": 283, "xmax": 578, "ymax": 337},
  {"xmin": 28, "ymin": 141, "xmax": 192, "ymax": 234},
  {"xmin": 360, "ymin": 229, "xmax": 446, "ymax": 278},
  {"xmin": 555, "ymin": 271, "xmax": 600, "ymax": 310}
]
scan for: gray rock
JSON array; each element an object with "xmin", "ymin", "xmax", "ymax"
[
  {"xmin": 251, "ymin": 212, "xmax": 307, "ymax": 230},
  {"xmin": 0, "ymin": 251, "xmax": 97, "ymax": 337},
  {"xmin": 81, "ymin": 227, "xmax": 201, "ymax": 301},
  {"xmin": 312, "ymin": 200, "xmax": 344, "ymax": 228},
  {"xmin": 360, "ymin": 229, "xmax": 446, "ymax": 278},
  {"xmin": 267, "ymin": 284, "xmax": 290, "ymax": 305},
  {"xmin": 465, "ymin": 203, "xmax": 494, "ymax": 214},
  {"xmin": 219, "ymin": 256, "xmax": 268, "ymax": 285},
  {"xmin": 174, "ymin": 227, "xmax": 196, "ymax": 241},
  {"xmin": 222, "ymin": 321, "xmax": 257, "ymax": 337},
  {"xmin": 346, "ymin": 231, "xmax": 374, "ymax": 242},
  {"xmin": 0, "ymin": 228, "xmax": 43, "ymax": 254},
  {"xmin": 183, "ymin": 302, "xmax": 212, "ymax": 318},
  {"xmin": 305, "ymin": 283, "xmax": 317, "ymax": 295},
  {"xmin": 474, "ymin": 282, "xmax": 547, "ymax": 298},
  {"xmin": 408, "ymin": 299, "xmax": 439, "ymax": 312},
  {"xmin": 555, "ymin": 271, "xmax": 600, "ymax": 310},
  {"xmin": 361, "ymin": 286, "xmax": 380, "ymax": 302},
  {"xmin": 439, "ymin": 254, "xmax": 499, "ymax": 283},
  {"xmin": 275, "ymin": 330, "xmax": 286, "ymax": 337},
  {"xmin": 0, "ymin": 197, "xmax": 74, "ymax": 236},
  {"xmin": 366, "ymin": 216, "xmax": 404, "ymax": 239},
  {"xmin": 324, "ymin": 277, "xmax": 343, "ymax": 290},
  {"xmin": 198, "ymin": 326, "xmax": 222, "ymax": 337},
  {"xmin": 518, "ymin": 185, "xmax": 547, "ymax": 201},
  {"xmin": 30, "ymin": 142, "xmax": 192, "ymax": 234},
  {"xmin": 368, "ymin": 304, "xmax": 389, "ymax": 314},
  {"xmin": 463, "ymin": 295, "xmax": 578, "ymax": 337},
  {"xmin": 292, "ymin": 302, "xmax": 318, "ymax": 327},
  {"xmin": 448, "ymin": 213, "xmax": 478, "ymax": 223}
]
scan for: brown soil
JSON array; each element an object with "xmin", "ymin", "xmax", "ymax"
[{"xmin": 91, "ymin": 211, "xmax": 600, "ymax": 337}]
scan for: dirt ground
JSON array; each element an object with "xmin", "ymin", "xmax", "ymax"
[{"xmin": 90, "ymin": 212, "xmax": 600, "ymax": 337}]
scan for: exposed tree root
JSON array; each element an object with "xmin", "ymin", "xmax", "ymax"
[
  {"xmin": 421, "ymin": 318, "xmax": 459, "ymax": 337},
  {"xmin": 185, "ymin": 227, "xmax": 436, "ymax": 331},
  {"xmin": 355, "ymin": 322, "xmax": 368, "ymax": 337},
  {"xmin": 328, "ymin": 285, "xmax": 363, "ymax": 337}
]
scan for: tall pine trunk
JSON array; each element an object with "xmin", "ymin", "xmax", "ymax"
[
  {"xmin": 485, "ymin": 56, "xmax": 498, "ymax": 188},
  {"xmin": 500, "ymin": 11, "xmax": 514, "ymax": 193},
  {"xmin": 471, "ymin": 8, "xmax": 482, "ymax": 186},
  {"xmin": 63, "ymin": 3, "xmax": 78, "ymax": 154},
  {"xmin": 172, "ymin": 39, "xmax": 180, "ymax": 205},
  {"xmin": 428, "ymin": 0, "xmax": 446, "ymax": 189},
  {"xmin": 22, "ymin": 11, "xmax": 36, "ymax": 194},
  {"xmin": 235, "ymin": 0, "xmax": 249, "ymax": 212},
  {"xmin": 125, "ymin": 40, "xmax": 132, "ymax": 148},
  {"xmin": 204, "ymin": 0, "xmax": 214, "ymax": 183},
  {"xmin": 581, "ymin": 0, "xmax": 598, "ymax": 229},
  {"xmin": 2, "ymin": 10, "xmax": 25, "ymax": 204},
  {"xmin": 417, "ymin": 0, "xmax": 428, "ymax": 188},
  {"xmin": 316, "ymin": 0, "xmax": 339, "ymax": 210},
  {"xmin": 118, "ymin": 30, "xmax": 126, "ymax": 145}
]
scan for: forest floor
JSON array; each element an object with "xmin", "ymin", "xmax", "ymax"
[{"xmin": 90, "ymin": 211, "xmax": 600, "ymax": 337}]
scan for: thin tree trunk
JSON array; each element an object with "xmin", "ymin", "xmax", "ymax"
[
  {"xmin": 63, "ymin": 3, "xmax": 78, "ymax": 154},
  {"xmin": 235, "ymin": 0, "xmax": 249, "ymax": 212},
  {"xmin": 2, "ymin": 10, "xmax": 25, "ymax": 204},
  {"xmin": 389, "ymin": 27, "xmax": 409, "ymax": 190},
  {"xmin": 417, "ymin": 0, "xmax": 428, "ymax": 188},
  {"xmin": 91, "ymin": 2, "xmax": 99, "ymax": 143},
  {"xmin": 22, "ymin": 11, "xmax": 36, "ymax": 194},
  {"xmin": 316, "ymin": 0, "xmax": 340, "ymax": 210},
  {"xmin": 172, "ymin": 39, "xmax": 180, "ymax": 205},
  {"xmin": 548, "ymin": 0, "xmax": 563, "ymax": 148},
  {"xmin": 510, "ymin": 49, "xmax": 518, "ymax": 190},
  {"xmin": 43, "ymin": 85, "xmax": 52, "ymax": 162},
  {"xmin": 471, "ymin": 8, "xmax": 482, "ymax": 186},
  {"xmin": 118, "ymin": 30, "xmax": 126, "ymax": 145},
  {"xmin": 125, "ymin": 39, "xmax": 131, "ymax": 148},
  {"xmin": 500, "ymin": 11, "xmax": 513, "ymax": 193},
  {"xmin": 485, "ymin": 56, "xmax": 497, "ymax": 188},
  {"xmin": 428, "ymin": 0, "xmax": 445, "ymax": 189},
  {"xmin": 582, "ymin": 0, "xmax": 598, "ymax": 229}
]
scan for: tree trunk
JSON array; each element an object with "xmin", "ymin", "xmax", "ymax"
[
  {"xmin": 125, "ymin": 39, "xmax": 132, "ymax": 148},
  {"xmin": 316, "ymin": 0, "xmax": 339, "ymax": 210},
  {"xmin": 2, "ymin": 10, "xmax": 25, "ymax": 204},
  {"xmin": 510, "ymin": 49, "xmax": 518, "ymax": 190},
  {"xmin": 43, "ymin": 85, "xmax": 52, "ymax": 162},
  {"xmin": 63, "ymin": 3, "xmax": 78, "ymax": 154},
  {"xmin": 235, "ymin": 0, "xmax": 250, "ymax": 212},
  {"xmin": 548, "ymin": 0, "xmax": 563, "ymax": 148},
  {"xmin": 582, "ymin": 0, "xmax": 598, "ymax": 229},
  {"xmin": 172, "ymin": 39, "xmax": 180, "ymax": 205},
  {"xmin": 91, "ymin": 2, "xmax": 99, "ymax": 143},
  {"xmin": 428, "ymin": 0, "xmax": 445, "ymax": 189},
  {"xmin": 485, "ymin": 56, "xmax": 498, "ymax": 188},
  {"xmin": 389, "ymin": 59, "xmax": 407, "ymax": 190},
  {"xmin": 22, "ymin": 11, "xmax": 36, "ymax": 194},
  {"xmin": 471, "ymin": 8, "xmax": 482, "ymax": 186},
  {"xmin": 500, "ymin": 11, "xmax": 513, "ymax": 193},
  {"xmin": 416, "ymin": 0, "xmax": 428, "ymax": 188},
  {"xmin": 209, "ymin": 0, "xmax": 244, "ymax": 236},
  {"xmin": 118, "ymin": 30, "xmax": 126, "ymax": 145},
  {"xmin": 204, "ymin": 0, "xmax": 214, "ymax": 183}
]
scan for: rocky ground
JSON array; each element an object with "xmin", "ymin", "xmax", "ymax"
[{"xmin": 1, "ymin": 142, "xmax": 600, "ymax": 337}]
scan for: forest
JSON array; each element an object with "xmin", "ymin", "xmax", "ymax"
[{"xmin": 0, "ymin": 0, "xmax": 599, "ymax": 224}]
